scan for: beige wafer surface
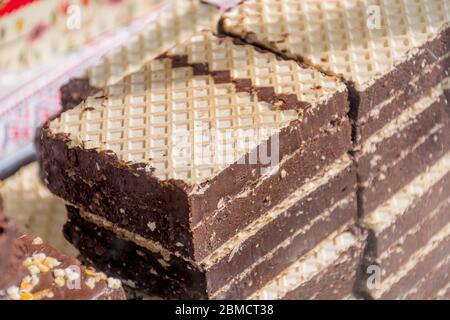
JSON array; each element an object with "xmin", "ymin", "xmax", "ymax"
[
  {"xmin": 88, "ymin": 0, "xmax": 222, "ymax": 88},
  {"xmin": 0, "ymin": 163, "xmax": 77, "ymax": 257},
  {"xmin": 222, "ymin": 0, "xmax": 450, "ymax": 90},
  {"xmin": 50, "ymin": 30, "xmax": 345, "ymax": 186}
]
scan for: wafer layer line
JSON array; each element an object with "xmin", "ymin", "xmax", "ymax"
[
  {"xmin": 360, "ymin": 123, "xmax": 444, "ymax": 189},
  {"xmin": 210, "ymin": 207, "xmax": 354, "ymax": 298},
  {"xmin": 401, "ymin": 255, "xmax": 450, "ymax": 299},
  {"xmin": 362, "ymin": 151, "xmax": 450, "ymax": 233}
]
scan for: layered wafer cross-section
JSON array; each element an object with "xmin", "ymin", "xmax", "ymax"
[
  {"xmin": 64, "ymin": 208, "xmax": 367, "ymax": 300},
  {"xmin": 40, "ymin": 30, "xmax": 359, "ymax": 299},
  {"xmin": 60, "ymin": 0, "xmax": 221, "ymax": 111},
  {"xmin": 360, "ymin": 149, "xmax": 450, "ymax": 299}
]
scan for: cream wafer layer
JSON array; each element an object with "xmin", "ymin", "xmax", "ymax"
[
  {"xmin": 0, "ymin": 163, "xmax": 76, "ymax": 256},
  {"xmin": 50, "ymin": 30, "xmax": 345, "ymax": 186},
  {"xmin": 370, "ymin": 222, "xmax": 450, "ymax": 299},
  {"xmin": 222, "ymin": 0, "xmax": 450, "ymax": 90},
  {"xmin": 362, "ymin": 151, "xmax": 450, "ymax": 234},
  {"xmin": 359, "ymin": 77, "xmax": 450, "ymax": 155},
  {"xmin": 88, "ymin": 0, "xmax": 221, "ymax": 88},
  {"xmin": 250, "ymin": 229, "xmax": 358, "ymax": 300}
]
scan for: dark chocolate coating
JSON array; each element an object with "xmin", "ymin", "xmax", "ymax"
[{"xmin": 60, "ymin": 78, "xmax": 100, "ymax": 111}]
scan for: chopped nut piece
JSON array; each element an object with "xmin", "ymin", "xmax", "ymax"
[
  {"xmin": 53, "ymin": 268, "xmax": 65, "ymax": 278},
  {"xmin": 147, "ymin": 222, "xmax": 156, "ymax": 231},
  {"xmin": 85, "ymin": 277, "xmax": 96, "ymax": 289},
  {"xmin": 20, "ymin": 277, "xmax": 33, "ymax": 292},
  {"xmin": 54, "ymin": 277, "xmax": 66, "ymax": 287},
  {"xmin": 6, "ymin": 286, "xmax": 20, "ymax": 300},
  {"xmin": 107, "ymin": 278, "xmax": 122, "ymax": 289},
  {"xmin": 32, "ymin": 237, "xmax": 44, "ymax": 245},
  {"xmin": 28, "ymin": 265, "xmax": 40, "ymax": 275},
  {"xmin": 44, "ymin": 257, "xmax": 61, "ymax": 268},
  {"xmin": 64, "ymin": 268, "xmax": 80, "ymax": 281},
  {"xmin": 34, "ymin": 289, "xmax": 54, "ymax": 300},
  {"xmin": 37, "ymin": 263, "xmax": 50, "ymax": 273},
  {"xmin": 22, "ymin": 257, "xmax": 33, "ymax": 267}
]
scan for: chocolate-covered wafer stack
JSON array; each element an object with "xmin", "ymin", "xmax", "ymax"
[
  {"xmin": 39, "ymin": 28, "xmax": 367, "ymax": 299},
  {"xmin": 222, "ymin": 0, "xmax": 449, "ymax": 299}
]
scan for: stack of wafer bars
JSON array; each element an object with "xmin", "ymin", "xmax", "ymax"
[
  {"xmin": 40, "ymin": 28, "xmax": 366, "ymax": 299},
  {"xmin": 34, "ymin": 0, "xmax": 449, "ymax": 300},
  {"xmin": 0, "ymin": 194, "xmax": 126, "ymax": 300},
  {"xmin": 221, "ymin": 0, "xmax": 450, "ymax": 299}
]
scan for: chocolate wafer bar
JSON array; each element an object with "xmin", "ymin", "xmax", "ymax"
[
  {"xmin": 60, "ymin": 0, "xmax": 221, "ymax": 110},
  {"xmin": 40, "ymin": 30, "xmax": 355, "ymax": 298},
  {"xmin": 0, "ymin": 234, "xmax": 125, "ymax": 300}
]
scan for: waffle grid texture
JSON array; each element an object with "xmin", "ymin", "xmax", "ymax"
[
  {"xmin": 50, "ymin": 31, "xmax": 345, "ymax": 185},
  {"xmin": 88, "ymin": 0, "xmax": 221, "ymax": 88},
  {"xmin": 222, "ymin": 0, "xmax": 450, "ymax": 90}
]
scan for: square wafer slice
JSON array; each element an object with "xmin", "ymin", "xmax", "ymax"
[{"xmin": 40, "ymin": 30, "xmax": 351, "ymax": 262}]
